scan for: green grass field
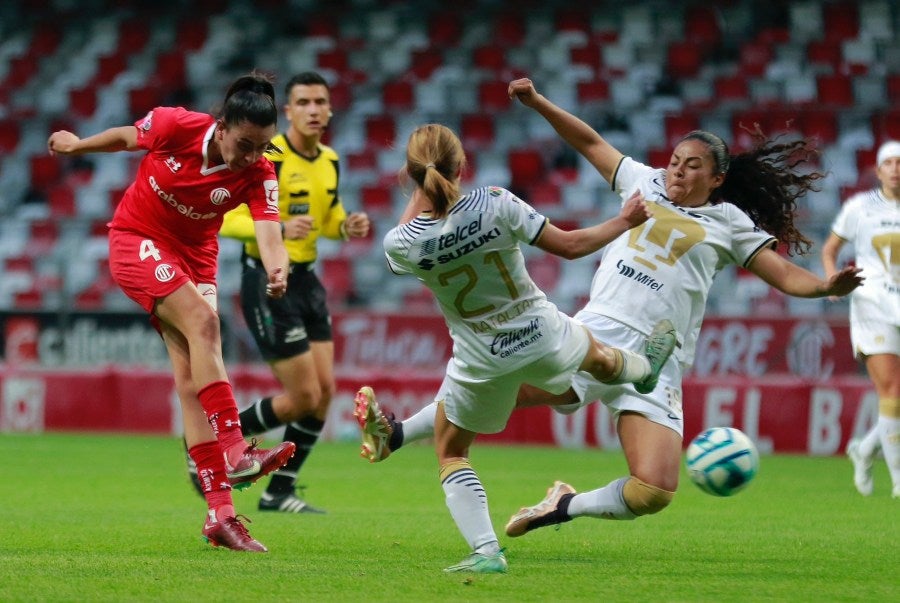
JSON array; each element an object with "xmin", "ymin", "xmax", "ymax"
[{"xmin": 1, "ymin": 433, "xmax": 895, "ymax": 602}]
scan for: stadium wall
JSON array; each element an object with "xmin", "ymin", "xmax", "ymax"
[{"xmin": 0, "ymin": 311, "xmax": 877, "ymax": 455}]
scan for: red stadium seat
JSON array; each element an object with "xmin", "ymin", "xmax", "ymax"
[
  {"xmin": 739, "ymin": 41, "xmax": 773, "ymax": 77},
  {"xmin": 428, "ymin": 12, "xmax": 461, "ymax": 48},
  {"xmin": 507, "ymin": 149, "xmax": 545, "ymax": 191},
  {"xmin": 460, "ymin": 114, "xmax": 495, "ymax": 150},
  {"xmin": 382, "ymin": 80, "xmax": 414, "ymax": 112},
  {"xmin": 667, "ymin": 41, "xmax": 703, "ymax": 78},
  {"xmin": 154, "ymin": 52, "xmax": 187, "ymax": 88},
  {"xmin": 685, "ymin": 6, "xmax": 721, "ymax": 49},
  {"xmin": 801, "ymin": 110, "xmax": 837, "ymax": 144},
  {"xmin": 664, "ymin": 113, "xmax": 700, "ymax": 147},
  {"xmin": 0, "ymin": 119, "xmax": 20, "ymax": 153},
  {"xmin": 408, "ymin": 49, "xmax": 443, "ymax": 80},
  {"xmin": 570, "ymin": 43, "xmax": 603, "ymax": 74},
  {"xmin": 14, "ymin": 289, "xmax": 44, "ymax": 308},
  {"xmin": 69, "ymin": 87, "xmax": 97, "ymax": 118},
  {"xmin": 817, "ymin": 74, "xmax": 854, "ymax": 107},
  {"xmin": 30, "ymin": 155, "xmax": 63, "ymax": 191},
  {"xmin": 714, "ymin": 75, "xmax": 748, "ymax": 103},
  {"xmin": 360, "ymin": 184, "xmax": 393, "ymax": 214},
  {"xmin": 93, "ymin": 54, "xmax": 127, "ymax": 85},
  {"xmin": 472, "ymin": 45, "xmax": 507, "ymax": 73},
  {"xmin": 822, "ymin": 1, "xmax": 859, "ymax": 42},
  {"xmin": 129, "ymin": 86, "xmax": 164, "ymax": 115},
  {"xmin": 492, "ymin": 12, "xmax": 525, "ymax": 47},
  {"xmin": 527, "ymin": 182, "xmax": 561, "ymax": 207},
  {"xmin": 555, "ymin": 8, "xmax": 592, "ymax": 36},
  {"xmin": 807, "ymin": 41, "xmax": 841, "ymax": 70},
  {"xmin": 526, "ymin": 254, "xmax": 561, "ymax": 292},
  {"xmin": 346, "ymin": 150, "xmax": 377, "ymax": 171},
  {"xmin": 117, "ymin": 19, "xmax": 150, "ymax": 55},
  {"xmin": 3, "ymin": 55, "xmax": 38, "ymax": 88},
  {"xmin": 364, "ymin": 115, "xmax": 396, "ymax": 149},
  {"xmin": 576, "ymin": 80, "xmax": 609, "ymax": 104},
  {"xmin": 176, "ymin": 19, "xmax": 208, "ymax": 51},
  {"xmin": 478, "ymin": 81, "xmax": 513, "ymax": 113},
  {"xmin": 318, "ymin": 48, "xmax": 348, "ymax": 73},
  {"xmin": 318, "ymin": 257, "xmax": 353, "ymax": 306},
  {"xmin": 47, "ymin": 186, "xmax": 76, "ymax": 218},
  {"xmin": 646, "ymin": 147, "xmax": 672, "ymax": 168}
]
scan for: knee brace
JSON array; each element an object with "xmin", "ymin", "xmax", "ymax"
[
  {"xmin": 623, "ymin": 477, "xmax": 674, "ymax": 516},
  {"xmin": 879, "ymin": 397, "xmax": 900, "ymax": 419}
]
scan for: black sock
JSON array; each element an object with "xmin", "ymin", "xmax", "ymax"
[
  {"xmin": 388, "ymin": 419, "xmax": 404, "ymax": 452},
  {"xmin": 266, "ymin": 415, "xmax": 324, "ymax": 495},
  {"xmin": 239, "ymin": 397, "xmax": 279, "ymax": 436}
]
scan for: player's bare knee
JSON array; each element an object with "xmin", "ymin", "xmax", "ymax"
[{"xmin": 623, "ymin": 476, "xmax": 674, "ymax": 516}]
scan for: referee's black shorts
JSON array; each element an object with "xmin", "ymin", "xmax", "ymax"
[{"xmin": 239, "ymin": 253, "xmax": 332, "ymax": 361}]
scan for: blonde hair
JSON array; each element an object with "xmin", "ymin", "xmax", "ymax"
[{"xmin": 405, "ymin": 124, "xmax": 466, "ymax": 218}]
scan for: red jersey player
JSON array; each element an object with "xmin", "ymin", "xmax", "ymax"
[{"xmin": 48, "ymin": 73, "xmax": 293, "ymax": 552}]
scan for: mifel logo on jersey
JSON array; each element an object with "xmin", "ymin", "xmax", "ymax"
[{"xmin": 155, "ymin": 264, "xmax": 176, "ymax": 282}]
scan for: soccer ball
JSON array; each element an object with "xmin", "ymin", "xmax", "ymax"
[{"xmin": 685, "ymin": 427, "xmax": 759, "ymax": 497}]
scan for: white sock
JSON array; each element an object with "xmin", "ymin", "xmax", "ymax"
[
  {"xmin": 567, "ymin": 477, "xmax": 637, "ymax": 520},
  {"xmin": 401, "ymin": 401, "xmax": 437, "ymax": 443},
  {"xmin": 878, "ymin": 415, "xmax": 900, "ymax": 489},
  {"xmin": 442, "ymin": 465, "xmax": 499, "ymax": 552},
  {"xmin": 859, "ymin": 423, "xmax": 880, "ymax": 458},
  {"xmin": 603, "ymin": 349, "xmax": 651, "ymax": 385}
]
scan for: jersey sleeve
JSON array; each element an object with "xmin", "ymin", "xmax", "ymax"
[
  {"xmin": 829, "ymin": 195, "xmax": 859, "ymax": 242},
  {"xmin": 611, "ymin": 156, "xmax": 656, "ymax": 198},
  {"xmin": 246, "ymin": 159, "xmax": 281, "ymax": 222},
  {"xmin": 383, "ymin": 225, "xmax": 414, "ymax": 275},
  {"xmin": 133, "ymin": 106, "xmax": 180, "ymax": 152},
  {"xmin": 494, "ymin": 187, "xmax": 547, "ymax": 245},
  {"xmin": 726, "ymin": 204, "xmax": 777, "ymax": 267}
]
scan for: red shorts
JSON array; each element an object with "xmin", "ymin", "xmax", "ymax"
[{"xmin": 108, "ymin": 228, "xmax": 217, "ymax": 313}]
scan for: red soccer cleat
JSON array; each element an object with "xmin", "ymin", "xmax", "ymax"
[
  {"xmin": 225, "ymin": 439, "xmax": 296, "ymax": 490},
  {"xmin": 202, "ymin": 514, "xmax": 267, "ymax": 552}
]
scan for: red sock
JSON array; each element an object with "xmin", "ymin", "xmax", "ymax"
[
  {"xmin": 188, "ymin": 440, "xmax": 233, "ymax": 517},
  {"xmin": 197, "ymin": 381, "xmax": 246, "ymax": 456}
]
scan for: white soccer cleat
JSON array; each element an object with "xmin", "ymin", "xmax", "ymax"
[
  {"xmin": 846, "ymin": 438, "xmax": 873, "ymax": 496},
  {"xmin": 505, "ymin": 480, "xmax": 576, "ymax": 537}
]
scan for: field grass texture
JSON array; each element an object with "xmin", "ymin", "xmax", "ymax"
[{"xmin": 0, "ymin": 433, "xmax": 895, "ymax": 602}]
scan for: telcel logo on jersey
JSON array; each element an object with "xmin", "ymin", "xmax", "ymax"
[
  {"xmin": 148, "ymin": 176, "xmax": 217, "ymax": 220},
  {"xmin": 417, "ymin": 215, "xmax": 502, "ymax": 269}
]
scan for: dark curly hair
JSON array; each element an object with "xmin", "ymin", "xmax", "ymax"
[{"xmin": 682, "ymin": 129, "xmax": 822, "ymax": 256}]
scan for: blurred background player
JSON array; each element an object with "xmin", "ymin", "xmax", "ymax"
[
  {"xmin": 822, "ymin": 139, "xmax": 900, "ymax": 499},
  {"xmin": 212, "ymin": 71, "xmax": 370, "ymax": 513},
  {"xmin": 357, "ymin": 123, "xmax": 678, "ymax": 573},
  {"xmin": 47, "ymin": 73, "xmax": 295, "ymax": 552}
]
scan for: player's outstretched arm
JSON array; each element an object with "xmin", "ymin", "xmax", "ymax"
[
  {"xmin": 48, "ymin": 126, "xmax": 139, "ymax": 156},
  {"xmin": 508, "ymin": 77, "xmax": 624, "ymax": 184},
  {"xmin": 749, "ymin": 247, "xmax": 864, "ymax": 298},
  {"xmin": 535, "ymin": 191, "xmax": 650, "ymax": 260}
]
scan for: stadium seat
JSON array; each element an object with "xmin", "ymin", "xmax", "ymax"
[
  {"xmin": 739, "ymin": 41, "xmax": 773, "ymax": 77},
  {"xmin": 472, "ymin": 45, "xmax": 508, "ymax": 74},
  {"xmin": 13, "ymin": 289, "xmax": 44, "ymax": 308},
  {"xmin": 685, "ymin": 5, "xmax": 722, "ymax": 49},
  {"xmin": 3, "ymin": 55, "xmax": 39, "ymax": 88},
  {"xmin": 478, "ymin": 81, "xmax": 514, "ymax": 113},
  {"xmin": 129, "ymin": 86, "xmax": 164, "ymax": 115},
  {"xmin": 382, "ymin": 80, "xmax": 414, "ymax": 112},
  {"xmin": 318, "ymin": 257, "xmax": 353, "ymax": 307},
  {"xmin": 69, "ymin": 87, "xmax": 97, "ymax": 118},
  {"xmin": 664, "ymin": 113, "xmax": 700, "ymax": 147},
  {"xmin": 360, "ymin": 184, "xmax": 393, "ymax": 215},
  {"xmin": 576, "ymin": 80, "xmax": 610, "ymax": 104},
  {"xmin": 569, "ymin": 43, "xmax": 603, "ymax": 75},
  {"xmin": 318, "ymin": 48, "xmax": 349, "ymax": 73},
  {"xmin": 806, "ymin": 40, "xmax": 842, "ymax": 71},
  {"xmin": 154, "ymin": 52, "xmax": 187, "ymax": 89},
  {"xmin": 47, "ymin": 186, "xmax": 76, "ymax": 218},
  {"xmin": 491, "ymin": 12, "xmax": 525, "ymax": 47},
  {"xmin": 364, "ymin": 115, "xmax": 396, "ymax": 150},
  {"xmin": 527, "ymin": 182, "xmax": 562, "ymax": 207},
  {"xmin": 822, "ymin": 1, "xmax": 859, "ymax": 42},
  {"xmin": 175, "ymin": 19, "xmax": 208, "ymax": 51},
  {"xmin": 526, "ymin": 254, "xmax": 561, "ymax": 293},
  {"xmin": 816, "ymin": 74, "xmax": 854, "ymax": 107},
  {"xmin": 667, "ymin": 41, "xmax": 703, "ymax": 78},
  {"xmin": 427, "ymin": 12, "xmax": 462, "ymax": 49},
  {"xmin": 408, "ymin": 49, "xmax": 443, "ymax": 80},
  {"xmin": 507, "ymin": 149, "xmax": 546, "ymax": 191},
  {"xmin": 555, "ymin": 8, "xmax": 592, "ymax": 36},
  {"xmin": 30, "ymin": 156, "xmax": 63, "ymax": 192},
  {"xmin": 0, "ymin": 119, "xmax": 20, "ymax": 153},
  {"xmin": 801, "ymin": 110, "xmax": 838, "ymax": 144},
  {"xmin": 117, "ymin": 19, "xmax": 150, "ymax": 54},
  {"xmin": 93, "ymin": 54, "xmax": 127, "ymax": 86},
  {"xmin": 460, "ymin": 114, "xmax": 495, "ymax": 151},
  {"xmin": 714, "ymin": 75, "xmax": 749, "ymax": 105}
]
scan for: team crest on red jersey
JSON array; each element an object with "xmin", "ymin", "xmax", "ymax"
[
  {"xmin": 155, "ymin": 264, "xmax": 176, "ymax": 282},
  {"xmin": 210, "ymin": 187, "xmax": 231, "ymax": 205}
]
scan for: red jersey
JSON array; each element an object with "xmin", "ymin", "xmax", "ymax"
[{"xmin": 110, "ymin": 106, "xmax": 279, "ymax": 252}]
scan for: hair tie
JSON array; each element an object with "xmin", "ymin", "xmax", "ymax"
[{"xmin": 425, "ymin": 162, "xmax": 435, "ymax": 169}]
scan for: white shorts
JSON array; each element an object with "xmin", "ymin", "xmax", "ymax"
[
  {"xmin": 563, "ymin": 312, "xmax": 684, "ymax": 437},
  {"xmin": 850, "ymin": 298, "xmax": 900, "ymax": 358},
  {"xmin": 438, "ymin": 313, "xmax": 590, "ymax": 434}
]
